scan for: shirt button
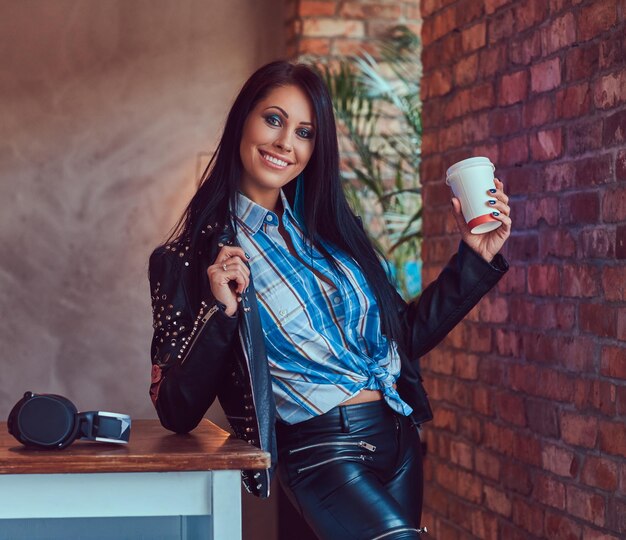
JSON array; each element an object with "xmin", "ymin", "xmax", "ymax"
[
  {"xmin": 279, "ymin": 309, "xmax": 287, "ymax": 316},
  {"xmin": 333, "ymin": 296, "xmax": 341, "ymax": 304},
  {"xmin": 266, "ymin": 214, "xmax": 273, "ymax": 222}
]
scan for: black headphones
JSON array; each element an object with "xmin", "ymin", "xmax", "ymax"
[{"xmin": 7, "ymin": 391, "xmax": 131, "ymax": 449}]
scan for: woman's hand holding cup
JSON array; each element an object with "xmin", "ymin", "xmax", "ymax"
[
  {"xmin": 445, "ymin": 156, "xmax": 511, "ymax": 263},
  {"xmin": 451, "ymin": 177, "xmax": 511, "ymax": 263},
  {"xmin": 207, "ymin": 246, "xmax": 251, "ymax": 317}
]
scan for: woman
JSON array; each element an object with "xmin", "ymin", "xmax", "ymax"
[{"xmin": 148, "ymin": 60, "xmax": 510, "ymax": 539}]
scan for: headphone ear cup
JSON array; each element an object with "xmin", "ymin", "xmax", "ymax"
[{"xmin": 12, "ymin": 394, "xmax": 79, "ymax": 449}]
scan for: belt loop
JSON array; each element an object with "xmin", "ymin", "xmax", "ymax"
[{"xmin": 339, "ymin": 405, "xmax": 350, "ymax": 432}]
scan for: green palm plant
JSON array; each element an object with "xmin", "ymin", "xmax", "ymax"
[{"xmin": 311, "ymin": 25, "xmax": 423, "ymax": 299}]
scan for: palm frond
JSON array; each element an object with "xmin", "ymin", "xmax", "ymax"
[{"xmin": 318, "ymin": 25, "xmax": 423, "ymax": 298}]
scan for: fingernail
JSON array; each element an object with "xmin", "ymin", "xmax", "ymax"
[
  {"xmin": 489, "ymin": 199, "xmax": 496, "ymax": 205},
  {"xmin": 492, "ymin": 211, "xmax": 500, "ymax": 216},
  {"xmin": 489, "ymin": 188, "xmax": 497, "ymax": 194}
]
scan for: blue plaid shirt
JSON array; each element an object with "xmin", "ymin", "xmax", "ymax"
[{"xmin": 231, "ymin": 189, "xmax": 413, "ymax": 424}]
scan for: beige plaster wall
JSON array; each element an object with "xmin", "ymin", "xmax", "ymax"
[{"xmin": 0, "ymin": 0, "xmax": 284, "ymax": 537}]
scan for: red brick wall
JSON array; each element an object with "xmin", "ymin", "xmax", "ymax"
[
  {"xmin": 419, "ymin": 0, "xmax": 626, "ymax": 538},
  {"xmin": 285, "ymin": 0, "xmax": 421, "ymax": 59}
]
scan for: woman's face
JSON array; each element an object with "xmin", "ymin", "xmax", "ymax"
[{"xmin": 239, "ymin": 84, "xmax": 316, "ymax": 203}]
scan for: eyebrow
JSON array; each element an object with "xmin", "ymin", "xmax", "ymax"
[{"xmin": 264, "ymin": 106, "xmax": 314, "ymax": 127}]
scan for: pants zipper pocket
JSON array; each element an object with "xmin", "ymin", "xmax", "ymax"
[
  {"xmin": 370, "ymin": 526, "xmax": 428, "ymax": 539},
  {"xmin": 288, "ymin": 440, "xmax": 376, "ymax": 455},
  {"xmin": 296, "ymin": 454, "xmax": 373, "ymax": 474}
]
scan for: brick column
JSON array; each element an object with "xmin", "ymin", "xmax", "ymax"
[
  {"xmin": 419, "ymin": 0, "xmax": 626, "ymax": 538},
  {"xmin": 285, "ymin": 0, "xmax": 421, "ymax": 60}
]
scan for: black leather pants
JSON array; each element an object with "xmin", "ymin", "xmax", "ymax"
[{"xmin": 276, "ymin": 400, "xmax": 426, "ymax": 540}]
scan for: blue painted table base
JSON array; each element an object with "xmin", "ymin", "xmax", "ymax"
[{"xmin": 0, "ymin": 470, "xmax": 240, "ymax": 540}]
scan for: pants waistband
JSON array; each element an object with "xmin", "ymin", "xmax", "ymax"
[{"xmin": 276, "ymin": 399, "xmax": 395, "ymax": 436}]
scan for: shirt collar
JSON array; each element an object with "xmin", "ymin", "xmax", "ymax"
[{"xmin": 232, "ymin": 187, "xmax": 297, "ymax": 234}]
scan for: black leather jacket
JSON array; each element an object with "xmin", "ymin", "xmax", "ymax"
[{"xmin": 148, "ymin": 218, "xmax": 509, "ymax": 498}]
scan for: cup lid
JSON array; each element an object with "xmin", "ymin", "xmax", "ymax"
[{"xmin": 446, "ymin": 156, "xmax": 495, "ymax": 184}]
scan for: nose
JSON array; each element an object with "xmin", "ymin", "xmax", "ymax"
[{"xmin": 273, "ymin": 133, "xmax": 293, "ymax": 153}]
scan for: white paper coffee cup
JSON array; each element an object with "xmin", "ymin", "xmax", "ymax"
[{"xmin": 445, "ymin": 156, "xmax": 502, "ymax": 234}]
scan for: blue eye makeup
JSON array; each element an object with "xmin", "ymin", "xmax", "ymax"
[
  {"xmin": 263, "ymin": 113, "xmax": 315, "ymax": 139},
  {"xmin": 264, "ymin": 114, "xmax": 281, "ymax": 127}
]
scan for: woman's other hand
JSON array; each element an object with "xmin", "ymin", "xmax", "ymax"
[
  {"xmin": 451, "ymin": 177, "xmax": 511, "ymax": 263},
  {"xmin": 207, "ymin": 246, "xmax": 251, "ymax": 317}
]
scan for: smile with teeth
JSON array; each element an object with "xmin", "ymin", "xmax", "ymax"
[{"xmin": 260, "ymin": 150, "xmax": 290, "ymax": 168}]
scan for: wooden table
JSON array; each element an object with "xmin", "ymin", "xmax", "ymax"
[{"xmin": 0, "ymin": 419, "xmax": 270, "ymax": 540}]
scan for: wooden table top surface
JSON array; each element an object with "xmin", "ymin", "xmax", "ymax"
[{"xmin": 0, "ymin": 419, "xmax": 271, "ymax": 474}]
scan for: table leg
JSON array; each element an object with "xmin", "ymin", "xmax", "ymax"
[{"xmin": 209, "ymin": 470, "xmax": 241, "ymax": 540}]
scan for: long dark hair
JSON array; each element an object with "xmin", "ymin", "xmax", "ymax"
[{"xmin": 159, "ymin": 60, "xmax": 405, "ymax": 349}]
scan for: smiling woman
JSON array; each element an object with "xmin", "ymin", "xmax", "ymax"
[{"xmin": 147, "ymin": 60, "xmax": 510, "ymax": 540}]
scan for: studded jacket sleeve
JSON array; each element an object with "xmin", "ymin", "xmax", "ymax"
[
  {"xmin": 399, "ymin": 240, "xmax": 509, "ymax": 361},
  {"xmin": 148, "ymin": 247, "xmax": 240, "ymax": 434}
]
